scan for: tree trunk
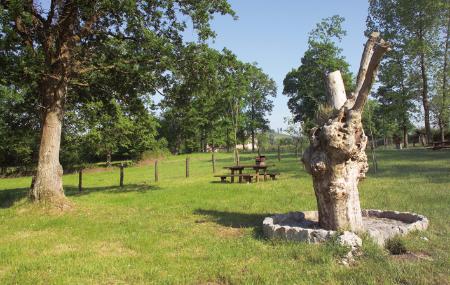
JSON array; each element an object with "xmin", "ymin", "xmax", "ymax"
[
  {"xmin": 403, "ymin": 125, "xmax": 408, "ymax": 149},
  {"xmin": 420, "ymin": 51, "xmax": 431, "ymax": 145},
  {"xmin": 303, "ymin": 110, "xmax": 368, "ymax": 231},
  {"xmin": 302, "ymin": 33, "xmax": 388, "ymax": 232},
  {"xmin": 441, "ymin": 11, "xmax": 450, "ymax": 143},
  {"xmin": 29, "ymin": 81, "xmax": 68, "ymax": 206},
  {"xmin": 251, "ymin": 129, "xmax": 255, "ymax": 153},
  {"xmin": 106, "ymin": 150, "xmax": 112, "ymax": 167}
]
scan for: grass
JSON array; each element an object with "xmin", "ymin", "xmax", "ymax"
[{"xmin": 0, "ymin": 149, "xmax": 449, "ymax": 284}]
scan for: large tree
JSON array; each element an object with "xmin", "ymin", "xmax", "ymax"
[
  {"xmin": 244, "ymin": 63, "xmax": 276, "ymax": 152},
  {"xmin": 283, "ymin": 15, "xmax": 352, "ymax": 131},
  {"xmin": 0, "ymin": 0, "xmax": 234, "ymax": 206},
  {"xmin": 367, "ymin": 0, "xmax": 443, "ymax": 143}
]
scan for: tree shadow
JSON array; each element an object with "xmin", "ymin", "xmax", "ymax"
[
  {"xmin": 370, "ymin": 165, "xmax": 449, "ymax": 184},
  {"xmin": 0, "ymin": 187, "xmax": 28, "ymax": 208},
  {"xmin": 65, "ymin": 184, "xmax": 161, "ymax": 196},
  {"xmin": 193, "ymin": 209, "xmax": 271, "ymax": 239},
  {"xmin": 0, "ymin": 184, "xmax": 161, "ymax": 208}
]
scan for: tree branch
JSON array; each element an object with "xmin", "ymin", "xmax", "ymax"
[
  {"xmin": 352, "ymin": 37, "xmax": 390, "ymax": 112},
  {"xmin": 352, "ymin": 32, "xmax": 380, "ymax": 99}
]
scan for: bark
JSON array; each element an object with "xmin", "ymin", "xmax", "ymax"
[
  {"xmin": 420, "ymin": 51, "xmax": 432, "ymax": 144},
  {"xmin": 403, "ymin": 125, "xmax": 408, "ymax": 148},
  {"xmin": 29, "ymin": 79, "xmax": 67, "ymax": 206},
  {"xmin": 251, "ymin": 129, "xmax": 255, "ymax": 153},
  {"xmin": 326, "ymin": 71, "xmax": 347, "ymax": 110},
  {"xmin": 302, "ymin": 33, "xmax": 389, "ymax": 232},
  {"xmin": 441, "ymin": 12, "xmax": 450, "ymax": 142}
]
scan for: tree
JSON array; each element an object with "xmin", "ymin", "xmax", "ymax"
[
  {"xmin": 283, "ymin": 15, "xmax": 352, "ymax": 131},
  {"xmin": 0, "ymin": 0, "xmax": 234, "ymax": 206},
  {"xmin": 284, "ymin": 116, "xmax": 304, "ymax": 157},
  {"xmin": 303, "ymin": 32, "xmax": 389, "ymax": 231},
  {"xmin": 368, "ymin": 0, "xmax": 443, "ymax": 144},
  {"xmin": 244, "ymin": 64, "xmax": 277, "ymax": 152},
  {"xmin": 434, "ymin": 0, "xmax": 450, "ymax": 142},
  {"xmin": 373, "ymin": 49, "xmax": 417, "ymax": 148}
]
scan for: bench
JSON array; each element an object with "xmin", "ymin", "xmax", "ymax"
[
  {"xmin": 430, "ymin": 141, "xmax": 450, "ymax": 150},
  {"xmin": 214, "ymin": 174, "xmax": 256, "ymax": 183}
]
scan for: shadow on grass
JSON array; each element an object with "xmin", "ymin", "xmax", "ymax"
[
  {"xmin": 65, "ymin": 184, "xmax": 161, "ymax": 196},
  {"xmin": 0, "ymin": 187, "xmax": 28, "ymax": 208},
  {"xmin": 194, "ymin": 209, "xmax": 271, "ymax": 239},
  {"xmin": 0, "ymin": 184, "xmax": 160, "ymax": 208}
]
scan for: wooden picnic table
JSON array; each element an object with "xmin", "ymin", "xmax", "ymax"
[{"xmin": 223, "ymin": 164, "xmax": 275, "ymax": 183}]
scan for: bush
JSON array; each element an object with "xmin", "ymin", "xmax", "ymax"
[{"xmin": 385, "ymin": 236, "xmax": 407, "ymax": 255}]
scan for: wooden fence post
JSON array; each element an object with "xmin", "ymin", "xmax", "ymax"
[
  {"xmin": 119, "ymin": 163, "xmax": 124, "ymax": 187},
  {"xmin": 186, "ymin": 157, "xmax": 190, "ymax": 178},
  {"xmin": 212, "ymin": 152, "xmax": 216, "ymax": 173},
  {"xmin": 278, "ymin": 145, "xmax": 281, "ymax": 161},
  {"xmin": 154, "ymin": 160, "xmax": 159, "ymax": 182},
  {"xmin": 78, "ymin": 168, "xmax": 83, "ymax": 192}
]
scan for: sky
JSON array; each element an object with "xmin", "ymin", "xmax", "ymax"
[
  {"xmin": 199, "ymin": 0, "xmax": 370, "ymax": 130},
  {"xmin": 38, "ymin": 0, "xmax": 370, "ymax": 130}
]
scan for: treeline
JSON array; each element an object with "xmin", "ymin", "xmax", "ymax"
[
  {"xmin": 159, "ymin": 45, "xmax": 276, "ymax": 154},
  {"xmin": 0, "ymin": 43, "xmax": 276, "ymax": 173},
  {"xmin": 284, "ymin": 1, "xmax": 449, "ymax": 147},
  {"xmin": 0, "ymin": 1, "xmax": 276, "ymax": 175}
]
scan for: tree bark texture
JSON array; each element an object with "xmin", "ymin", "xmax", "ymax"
[
  {"xmin": 29, "ymin": 79, "xmax": 67, "ymax": 205},
  {"xmin": 29, "ymin": 38, "xmax": 74, "ymax": 206},
  {"xmin": 420, "ymin": 51, "xmax": 432, "ymax": 144},
  {"xmin": 302, "ymin": 33, "xmax": 389, "ymax": 232}
]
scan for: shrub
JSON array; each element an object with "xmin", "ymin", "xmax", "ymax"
[{"xmin": 385, "ymin": 236, "xmax": 407, "ymax": 255}]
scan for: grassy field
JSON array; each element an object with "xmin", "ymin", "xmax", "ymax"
[{"xmin": 0, "ymin": 149, "xmax": 449, "ymax": 284}]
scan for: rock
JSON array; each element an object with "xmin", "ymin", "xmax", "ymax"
[{"xmin": 337, "ymin": 231, "xmax": 362, "ymax": 251}]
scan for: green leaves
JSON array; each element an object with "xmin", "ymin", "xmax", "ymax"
[{"xmin": 283, "ymin": 16, "xmax": 352, "ymax": 128}]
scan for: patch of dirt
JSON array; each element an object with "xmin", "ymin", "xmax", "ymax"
[
  {"xmin": 0, "ymin": 266, "xmax": 10, "ymax": 279},
  {"xmin": 215, "ymin": 226, "xmax": 245, "ymax": 239},
  {"xmin": 94, "ymin": 241, "xmax": 137, "ymax": 257},
  {"xmin": 51, "ymin": 244, "xmax": 78, "ymax": 255},
  {"xmin": 136, "ymin": 156, "xmax": 165, "ymax": 167},
  {"xmin": 391, "ymin": 251, "xmax": 433, "ymax": 262},
  {"xmin": 5, "ymin": 229, "xmax": 56, "ymax": 243}
]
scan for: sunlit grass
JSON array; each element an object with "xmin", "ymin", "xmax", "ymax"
[{"xmin": 0, "ymin": 149, "xmax": 448, "ymax": 284}]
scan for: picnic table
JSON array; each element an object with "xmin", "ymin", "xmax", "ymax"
[{"xmin": 218, "ymin": 164, "xmax": 277, "ymax": 183}]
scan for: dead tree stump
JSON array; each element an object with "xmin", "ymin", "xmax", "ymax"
[{"xmin": 302, "ymin": 32, "xmax": 389, "ymax": 232}]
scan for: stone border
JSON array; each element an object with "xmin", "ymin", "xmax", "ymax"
[
  {"xmin": 263, "ymin": 209, "xmax": 429, "ymax": 246},
  {"xmin": 362, "ymin": 209, "xmax": 429, "ymax": 245}
]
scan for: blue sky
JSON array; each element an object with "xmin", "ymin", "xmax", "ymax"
[
  {"xmin": 39, "ymin": 0, "xmax": 369, "ymax": 130},
  {"xmin": 202, "ymin": 0, "xmax": 370, "ymax": 130}
]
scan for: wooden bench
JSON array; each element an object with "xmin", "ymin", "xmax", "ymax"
[
  {"xmin": 430, "ymin": 141, "xmax": 450, "ymax": 150},
  {"xmin": 214, "ymin": 174, "xmax": 256, "ymax": 183}
]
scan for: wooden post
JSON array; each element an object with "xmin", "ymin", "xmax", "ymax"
[
  {"xmin": 212, "ymin": 152, "xmax": 216, "ymax": 173},
  {"xmin": 278, "ymin": 145, "xmax": 281, "ymax": 161},
  {"xmin": 154, "ymin": 160, "xmax": 159, "ymax": 182},
  {"xmin": 186, "ymin": 157, "xmax": 190, "ymax": 178},
  {"xmin": 78, "ymin": 168, "xmax": 83, "ymax": 192},
  {"xmin": 119, "ymin": 163, "xmax": 124, "ymax": 187}
]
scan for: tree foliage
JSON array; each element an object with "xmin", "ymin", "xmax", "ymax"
[{"xmin": 283, "ymin": 15, "xmax": 352, "ymax": 130}]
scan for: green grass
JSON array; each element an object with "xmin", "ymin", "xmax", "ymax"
[{"xmin": 0, "ymin": 149, "xmax": 449, "ymax": 284}]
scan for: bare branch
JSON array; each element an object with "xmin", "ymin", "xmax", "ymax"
[
  {"xmin": 71, "ymin": 12, "xmax": 102, "ymax": 42},
  {"xmin": 351, "ymin": 32, "xmax": 380, "ymax": 99},
  {"xmin": 46, "ymin": 0, "xmax": 56, "ymax": 26},
  {"xmin": 326, "ymin": 70, "xmax": 347, "ymax": 110},
  {"xmin": 352, "ymin": 38, "xmax": 390, "ymax": 112}
]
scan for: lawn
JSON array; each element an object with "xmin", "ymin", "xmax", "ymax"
[{"xmin": 0, "ymin": 149, "xmax": 449, "ymax": 284}]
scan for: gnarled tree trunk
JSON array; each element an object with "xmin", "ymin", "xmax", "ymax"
[{"xmin": 302, "ymin": 33, "xmax": 389, "ymax": 232}]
